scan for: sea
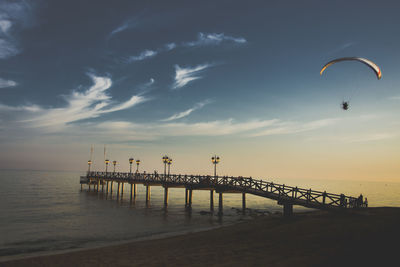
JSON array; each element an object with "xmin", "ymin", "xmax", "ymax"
[{"xmin": 0, "ymin": 169, "xmax": 399, "ymax": 261}]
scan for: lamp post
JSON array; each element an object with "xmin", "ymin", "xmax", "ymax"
[
  {"xmin": 167, "ymin": 158, "xmax": 172, "ymax": 176},
  {"xmin": 162, "ymin": 155, "xmax": 169, "ymax": 178},
  {"xmin": 87, "ymin": 160, "xmax": 92, "ymax": 173},
  {"xmin": 113, "ymin": 160, "xmax": 117, "ymax": 173},
  {"xmin": 211, "ymin": 155, "xmax": 220, "ymax": 177},
  {"xmin": 129, "ymin": 158, "xmax": 134, "ymax": 173},
  {"xmin": 136, "ymin": 159, "xmax": 140, "ymax": 173},
  {"xmin": 105, "ymin": 159, "xmax": 110, "ymax": 173}
]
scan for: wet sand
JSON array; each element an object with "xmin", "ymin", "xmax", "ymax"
[{"xmin": 2, "ymin": 207, "xmax": 399, "ymax": 267}]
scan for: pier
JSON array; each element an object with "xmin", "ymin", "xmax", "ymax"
[{"xmin": 80, "ymin": 171, "xmax": 367, "ymax": 216}]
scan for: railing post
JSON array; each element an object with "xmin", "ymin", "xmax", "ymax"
[{"xmin": 323, "ymin": 191, "xmax": 326, "ymax": 204}]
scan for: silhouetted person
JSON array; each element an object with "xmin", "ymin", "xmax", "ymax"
[
  {"xmin": 342, "ymin": 101, "xmax": 349, "ymax": 110},
  {"xmin": 364, "ymin": 197, "xmax": 368, "ymax": 207},
  {"xmin": 358, "ymin": 194, "xmax": 363, "ymax": 207}
]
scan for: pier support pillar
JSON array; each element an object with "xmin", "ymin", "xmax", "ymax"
[
  {"xmin": 117, "ymin": 182, "xmax": 120, "ymax": 197},
  {"xmin": 210, "ymin": 190, "xmax": 214, "ymax": 211},
  {"xmin": 133, "ymin": 184, "xmax": 137, "ymax": 199},
  {"xmin": 242, "ymin": 193, "xmax": 246, "ymax": 212},
  {"xmin": 81, "ymin": 184, "xmax": 82, "ymax": 191},
  {"xmin": 188, "ymin": 189, "xmax": 193, "ymax": 208},
  {"xmin": 164, "ymin": 187, "xmax": 169, "ymax": 206},
  {"xmin": 130, "ymin": 184, "xmax": 133, "ymax": 200},
  {"xmin": 283, "ymin": 203, "xmax": 293, "ymax": 217},
  {"xmin": 110, "ymin": 181, "xmax": 113, "ymax": 194},
  {"xmin": 97, "ymin": 180, "xmax": 100, "ymax": 192},
  {"xmin": 218, "ymin": 193, "xmax": 223, "ymax": 215},
  {"xmin": 121, "ymin": 183, "xmax": 124, "ymax": 197},
  {"xmin": 146, "ymin": 185, "xmax": 151, "ymax": 202},
  {"xmin": 106, "ymin": 181, "xmax": 109, "ymax": 193},
  {"xmin": 88, "ymin": 183, "xmax": 91, "ymax": 192},
  {"xmin": 101, "ymin": 180, "xmax": 104, "ymax": 192},
  {"xmin": 185, "ymin": 189, "xmax": 188, "ymax": 206}
]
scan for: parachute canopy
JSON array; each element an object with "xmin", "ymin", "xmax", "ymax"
[{"xmin": 320, "ymin": 57, "xmax": 382, "ymax": 80}]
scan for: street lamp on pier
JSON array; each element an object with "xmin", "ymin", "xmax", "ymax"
[
  {"xmin": 167, "ymin": 158, "xmax": 172, "ymax": 176},
  {"xmin": 136, "ymin": 159, "xmax": 140, "ymax": 173},
  {"xmin": 211, "ymin": 155, "xmax": 220, "ymax": 177},
  {"xmin": 162, "ymin": 155, "xmax": 169, "ymax": 178},
  {"xmin": 87, "ymin": 160, "xmax": 92, "ymax": 173},
  {"xmin": 113, "ymin": 160, "xmax": 117, "ymax": 173},
  {"xmin": 105, "ymin": 159, "xmax": 110, "ymax": 173},
  {"xmin": 129, "ymin": 158, "xmax": 134, "ymax": 173}
]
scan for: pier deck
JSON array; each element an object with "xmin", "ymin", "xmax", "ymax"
[{"xmin": 81, "ymin": 171, "xmax": 366, "ymax": 216}]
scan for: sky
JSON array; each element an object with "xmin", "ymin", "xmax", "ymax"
[{"xmin": 0, "ymin": 0, "xmax": 399, "ymax": 182}]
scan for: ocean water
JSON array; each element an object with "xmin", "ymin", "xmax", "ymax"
[{"xmin": 0, "ymin": 169, "xmax": 399, "ymax": 260}]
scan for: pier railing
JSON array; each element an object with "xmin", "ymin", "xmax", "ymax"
[{"xmin": 84, "ymin": 171, "xmax": 365, "ymax": 210}]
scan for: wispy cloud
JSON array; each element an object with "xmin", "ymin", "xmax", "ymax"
[
  {"xmin": 164, "ymin": 42, "xmax": 176, "ymax": 51},
  {"xmin": 108, "ymin": 20, "xmax": 137, "ymax": 38},
  {"xmin": 125, "ymin": 32, "xmax": 246, "ymax": 64},
  {"xmin": 0, "ymin": 103, "xmax": 41, "ymax": 112},
  {"xmin": 87, "ymin": 118, "xmax": 278, "ymax": 142},
  {"xmin": 128, "ymin": 49, "xmax": 157, "ymax": 62},
  {"xmin": 308, "ymin": 132, "xmax": 397, "ymax": 143},
  {"xmin": 327, "ymin": 42, "xmax": 355, "ymax": 55},
  {"xmin": 0, "ymin": 20, "xmax": 12, "ymax": 33},
  {"xmin": 183, "ymin": 32, "xmax": 247, "ymax": 47},
  {"xmin": 17, "ymin": 74, "xmax": 147, "ymax": 130},
  {"xmin": 172, "ymin": 63, "xmax": 212, "ymax": 89},
  {"xmin": 250, "ymin": 118, "xmax": 339, "ymax": 137},
  {"xmin": 389, "ymin": 95, "xmax": 400, "ymax": 100},
  {"xmin": 0, "ymin": 77, "xmax": 17, "ymax": 88},
  {"xmin": 161, "ymin": 99, "xmax": 213, "ymax": 121},
  {"xmin": 0, "ymin": 1, "xmax": 34, "ymax": 59}
]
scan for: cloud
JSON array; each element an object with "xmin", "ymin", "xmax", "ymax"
[
  {"xmin": 125, "ymin": 32, "xmax": 246, "ymax": 64},
  {"xmin": 183, "ymin": 32, "xmax": 247, "ymax": 47},
  {"xmin": 0, "ymin": 103, "xmax": 40, "ymax": 112},
  {"xmin": 0, "ymin": 77, "xmax": 17, "ymax": 88},
  {"xmin": 0, "ymin": 20, "xmax": 11, "ymax": 33},
  {"xmin": 172, "ymin": 63, "xmax": 212, "ymax": 89},
  {"xmin": 250, "ymin": 118, "xmax": 339, "ymax": 137},
  {"xmin": 17, "ymin": 74, "xmax": 147, "ymax": 130},
  {"xmin": 86, "ymin": 118, "xmax": 278, "ymax": 142},
  {"xmin": 0, "ymin": 1, "xmax": 35, "ymax": 59},
  {"xmin": 164, "ymin": 42, "xmax": 176, "ymax": 51},
  {"xmin": 161, "ymin": 99, "xmax": 213, "ymax": 121},
  {"xmin": 128, "ymin": 49, "xmax": 157, "ymax": 62},
  {"xmin": 389, "ymin": 96, "xmax": 400, "ymax": 100},
  {"xmin": 108, "ymin": 20, "xmax": 137, "ymax": 38},
  {"xmin": 308, "ymin": 132, "xmax": 397, "ymax": 143},
  {"xmin": 327, "ymin": 42, "xmax": 355, "ymax": 55}
]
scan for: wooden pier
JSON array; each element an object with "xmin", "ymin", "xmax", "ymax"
[{"xmin": 80, "ymin": 171, "xmax": 367, "ymax": 216}]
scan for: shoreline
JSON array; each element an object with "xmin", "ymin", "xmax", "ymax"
[
  {"xmin": 0, "ymin": 220, "xmax": 228, "ymax": 262},
  {"xmin": 2, "ymin": 207, "xmax": 400, "ymax": 266},
  {"xmin": 0, "ymin": 210, "xmax": 264, "ymax": 263}
]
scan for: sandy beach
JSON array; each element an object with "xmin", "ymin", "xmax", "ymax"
[{"xmin": 2, "ymin": 207, "xmax": 399, "ymax": 267}]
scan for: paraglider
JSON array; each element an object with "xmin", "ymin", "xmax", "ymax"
[
  {"xmin": 320, "ymin": 57, "xmax": 382, "ymax": 110},
  {"xmin": 341, "ymin": 101, "xmax": 349, "ymax": 110}
]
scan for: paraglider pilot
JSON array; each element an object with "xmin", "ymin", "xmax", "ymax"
[{"xmin": 341, "ymin": 101, "xmax": 349, "ymax": 110}]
